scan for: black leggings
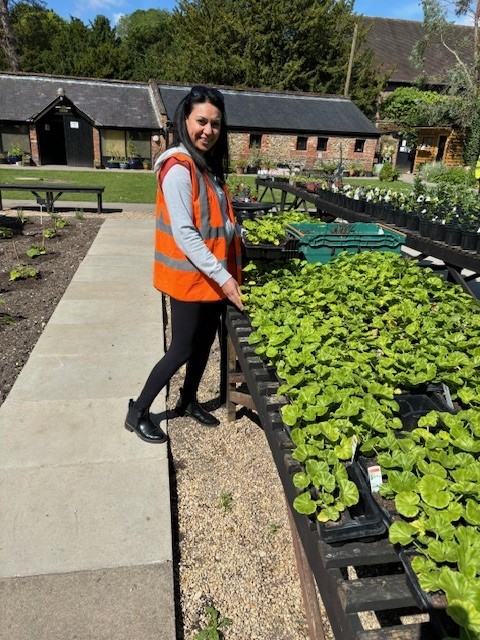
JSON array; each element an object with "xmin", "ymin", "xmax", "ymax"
[{"xmin": 135, "ymin": 297, "xmax": 224, "ymax": 410}]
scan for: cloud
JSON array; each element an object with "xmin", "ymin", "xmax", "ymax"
[
  {"xmin": 112, "ymin": 12, "xmax": 126, "ymax": 25},
  {"xmin": 73, "ymin": 0, "xmax": 126, "ymax": 19}
]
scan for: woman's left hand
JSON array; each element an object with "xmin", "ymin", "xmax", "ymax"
[{"xmin": 222, "ymin": 277, "xmax": 244, "ymax": 310}]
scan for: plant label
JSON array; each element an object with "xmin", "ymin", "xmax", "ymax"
[
  {"xmin": 441, "ymin": 383, "xmax": 455, "ymax": 411},
  {"xmin": 351, "ymin": 435, "xmax": 358, "ymax": 463},
  {"xmin": 367, "ymin": 465, "xmax": 383, "ymax": 493}
]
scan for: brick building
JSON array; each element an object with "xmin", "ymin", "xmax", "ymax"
[{"xmin": 0, "ymin": 72, "xmax": 380, "ymax": 171}]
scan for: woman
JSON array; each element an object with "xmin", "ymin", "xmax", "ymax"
[{"xmin": 125, "ymin": 85, "xmax": 243, "ymax": 443}]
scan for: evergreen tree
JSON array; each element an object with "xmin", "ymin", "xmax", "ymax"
[
  {"xmin": 116, "ymin": 9, "xmax": 173, "ymax": 81},
  {"xmin": 162, "ymin": 0, "xmax": 384, "ymax": 116},
  {"xmin": 8, "ymin": 2, "xmax": 65, "ymax": 73},
  {"xmin": 0, "ymin": 0, "xmax": 34, "ymax": 70}
]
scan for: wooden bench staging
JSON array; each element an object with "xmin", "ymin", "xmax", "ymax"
[{"xmin": 0, "ymin": 183, "xmax": 105, "ymax": 214}]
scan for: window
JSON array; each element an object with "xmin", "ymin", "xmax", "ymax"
[
  {"xmin": 354, "ymin": 139, "xmax": 365, "ymax": 153},
  {"xmin": 317, "ymin": 137, "xmax": 328, "ymax": 152},
  {"xmin": 296, "ymin": 136, "xmax": 307, "ymax": 151},
  {"xmin": 249, "ymin": 134, "xmax": 262, "ymax": 148},
  {"xmin": 101, "ymin": 129, "xmax": 151, "ymax": 160},
  {"xmin": 101, "ymin": 129, "xmax": 125, "ymax": 158},
  {"xmin": 0, "ymin": 123, "xmax": 29, "ymax": 155},
  {"xmin": 420, "ymin": 136, "xmax": 434, "ymax": 149}
]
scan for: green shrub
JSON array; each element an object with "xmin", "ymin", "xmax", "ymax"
[
  {"xmin": 433, "ymin": 166, "xmax": 476, "ymax": 186},
  {"xmin": 314, "ymin": 160, "xmax": 337, "ymax": 175},
  {"xmin": 419, "ymin": 161, "xmax": 446, "ymax": 182},
  {"xmin": 378, "ymin": 162, "xmax": 400, "ymax": 181}
]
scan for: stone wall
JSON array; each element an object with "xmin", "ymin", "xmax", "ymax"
[{"xmin": 228, "ymin": 132, "xmax": 377, "ymax": 170}]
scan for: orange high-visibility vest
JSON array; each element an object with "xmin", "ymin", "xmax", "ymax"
[{"xmin": 153, "ymin": 152, "xmax": 242, "ymax": 302}]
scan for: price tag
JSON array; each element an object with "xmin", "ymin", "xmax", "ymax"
[{"xmin": 368, "ymin": 465, "xmax": 383, "ymax": 493}]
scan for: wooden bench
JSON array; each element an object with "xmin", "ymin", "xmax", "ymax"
[{"xmin": 0, "ymin": 183, "xmax": 105, "ymax": 214}]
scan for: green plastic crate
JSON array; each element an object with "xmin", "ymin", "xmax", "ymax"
[{"xmin": 286, "ymin": 222, "xmax": 405, "ymax": 264}]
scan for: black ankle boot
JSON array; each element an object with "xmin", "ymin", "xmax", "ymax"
[
  {"xmin": 175, "ymin": 391, "xmax": 220, "ymax": 427},
  {"xmin": 125, "ymin": 399, "xmax": 168, "ymax": 443}
]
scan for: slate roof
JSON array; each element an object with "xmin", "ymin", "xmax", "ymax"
[
  {"xmin": 158, "ymin": 84, "xmax": 380, "ymax": 137},
  {"xmin": 363, "ymin": 17, "xmax": 473, "ymax": 87},
  {"xmin": 0, "ymin": 73, "xmax": 159, "ymax": 128}
]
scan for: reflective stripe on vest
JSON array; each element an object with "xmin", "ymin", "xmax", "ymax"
[{"xmin": 153, "ymin": 152, "xmax": 242, "ymax": 302}]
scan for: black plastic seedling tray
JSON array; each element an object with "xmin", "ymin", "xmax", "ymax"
[
  {"xmin": 315, "ymin": 462, "xmax": 387, "ymax": 544},
  {"xmin": 397, "ymin": 393, "xmax": 449, "ymax": 431},
  {"xmin": 242, "ymin": 236, "xmax": 300, "ymax": 260},
  {"xmin": 394, "ymin": 385, "xmax": 458, "ymax": 433}
]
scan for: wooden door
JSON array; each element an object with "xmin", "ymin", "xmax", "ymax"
[{"xmin": 63, "ymin": 114, "xmax": 94, "ymax": 167}]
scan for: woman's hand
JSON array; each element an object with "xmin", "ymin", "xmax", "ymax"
[{"xmin": 221, "ymin": 277, "xmax": 244, "ymax": 310}]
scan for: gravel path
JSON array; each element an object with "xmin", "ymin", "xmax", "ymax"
[{"xmin": 167, "ymin": 336, "xmax": 324, "ymax": 640}]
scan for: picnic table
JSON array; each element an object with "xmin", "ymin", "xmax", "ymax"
[{"xmin": 0, "ymin": 183, "xmax": 105, "ymax": 214}]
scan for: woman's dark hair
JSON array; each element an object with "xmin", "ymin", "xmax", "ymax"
[{"xmin": 172, "ymin": 85, "xmax": 229, "ymax": 184}]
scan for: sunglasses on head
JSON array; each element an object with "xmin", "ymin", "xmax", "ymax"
[{"xmin": 190, "ymin": 85, "xmax": 224, "ymax": 102}]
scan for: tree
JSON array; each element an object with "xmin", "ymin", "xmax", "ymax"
[
  {"xmin": 0, "ymin": 0, "xmax": 22, "ymax": 70},
  {"xmin": 8, "ymin": 2, "xmax": 65, "ymax": 72},
  {"xmin": 413, "ymin": 0, "xmax": 480, "ymax": 164},
  {"xmin": 162, "ymin": 0, "xmax": 384, "ymax": 117},
  {"xmin": 380, "ymin": 86, "xmax": 460, "ymax": 145},
  {"xmin": 116, "ymin": 9, "xmax": 173, "ymax": 80}
]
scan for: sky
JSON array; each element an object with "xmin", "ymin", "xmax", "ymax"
[{"xmin": 43, "ymin": 0, "xmax": 425, "ymax": 29}]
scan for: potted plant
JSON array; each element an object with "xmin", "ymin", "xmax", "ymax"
[
  {"xmin": 233, "ymin": 157, "xmax": 248, "ymax": 175},
  {"xmin": 247, "ymin": 146, "xmax": 263, "ymax": 174},
  {"xmin": 348, "ymin": 161, "xmax": 362, "ymax": 177},
  {"xmin": 0, "ymin": 151, "xmax": 7, "ymax": 164},
  {"xmin": 127, "ymin": 140, "xmax": 142, "ymax": 169},
  {"xmin": 7, "ymin": 144, "xmax": 23, "ymax": 164},
  {"xmin": 107, "ymin": 157, "xmax": 120, "ymax": 169},
  {"xmin": 142, "ymin": 158, "xmax": 151, "ymax": 170},
  {"xmin": 119, "ymin": 157, "xmax": 129, "ymax": 169}
]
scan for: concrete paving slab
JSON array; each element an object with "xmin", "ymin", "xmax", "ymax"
[
  {"xmin": 6, "ymin": 351, "xmax": 160, "ymax": 403},
  {"xmin": 0, "ymin": 396, "xmax": 167, "ymax": 469},
  {"xmin": 0, "ymin": 219, "xmax": 174, "ymax": 638},
  {"xmin": 71, "ymin": 261, "xmax": 154, "ymax": 283},
  {"xmin": 32, "ymin": 322, "xmax": 163, "ymax": 356},
  {"xmin": 0, "ymin": 563, "xmax": 175, "ymax": 640},
  {"xmin": 0, "ymin": 458, "xmax": 171, "ymax": 577},
  {"xmin": 61, "ymin": 280, "xmax": 156, "ymax": 300},
  {"xmin": 48, "ymin": 298, "xmax": 162, "ymax": 325},
  {"xmin": 77, "ymin": 253, "xmax": 154, "ymax": 272},
  {"xmin": 87, "ymin": 230, "xmax": 154, "ymax": 252},
  {"xmin": 86, "ymin": 242, "xmax": 154, "ymax": 257}
]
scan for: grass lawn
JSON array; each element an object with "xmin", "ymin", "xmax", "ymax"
[
  {"xmin": 0, "ymin": 167, "xmax": 415, "ymax": 208},
  {"xmin": 344, "ymin": 177, "xmax": 414, "ymax": 193},
  {"xmin": 0, "ymin": 167, "xmax": 157, "ymax": 205}
]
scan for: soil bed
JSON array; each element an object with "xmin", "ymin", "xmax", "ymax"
[{"xmin": 0, "ymin": 213, "xmax": 103, "ymax": 405}]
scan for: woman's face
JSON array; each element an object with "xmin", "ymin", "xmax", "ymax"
[{"xmin": 185, "ymin": 102, "xmax": 222, "ymax": 154}]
